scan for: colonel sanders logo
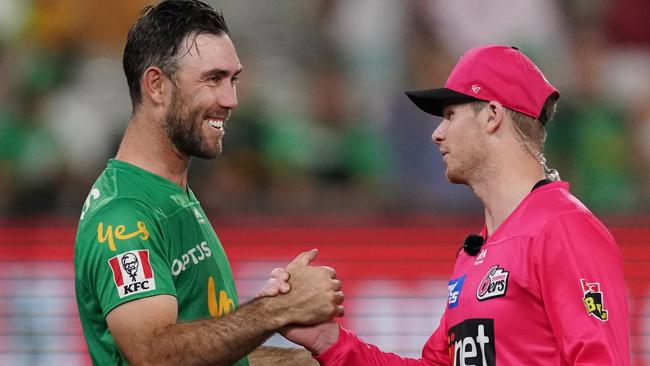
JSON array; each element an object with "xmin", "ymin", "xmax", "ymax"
[
  {"xmin": 121, "ymin": 253, "xmax": 139, "ymax": 282},
  {"xmin": 109, "ymin": 250, "xmax": 156, "ymax": 298}
]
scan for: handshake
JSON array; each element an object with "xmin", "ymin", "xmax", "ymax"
[{"xmin": 256, "ymin": 249, "xmax": 344, "ymax": 355}]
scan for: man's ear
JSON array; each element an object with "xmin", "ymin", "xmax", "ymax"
[
  {"xmin": 141, "ymin": 67, "xmax": 168, "ymax": 105},
  {"xmin": 485, "ymin": 100, "xmax": 505, "ymax": 134}
]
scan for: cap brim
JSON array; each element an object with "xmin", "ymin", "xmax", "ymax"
[{"xmin": 405, "ymin": 88, "xmax": 477, "ymax": 117}]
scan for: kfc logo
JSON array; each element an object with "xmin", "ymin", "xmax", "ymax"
[{"xmin": 108, "ymin": 250, "xmax": 156, "ymax": 298}]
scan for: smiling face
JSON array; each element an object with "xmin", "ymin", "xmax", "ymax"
[
  {"xmin": 432, "ymin": 103, "xmax": 487, "ymax": 185},
  {"xmin": 163, "ymin": 33, "xmax": 242, "ymax": 159}
]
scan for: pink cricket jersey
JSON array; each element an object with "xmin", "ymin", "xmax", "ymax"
[{"xmin": 316, "ymin": 182, "xmax": 630, "ymax": 365}]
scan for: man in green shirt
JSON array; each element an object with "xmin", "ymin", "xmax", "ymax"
[{"xmin": 74, "ymin": 1, "xmax": 343, "ymax": 365}]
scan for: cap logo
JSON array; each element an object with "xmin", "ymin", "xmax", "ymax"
[{"xmin": 471, "ymin": 84, "xmax": 481, "ymax": 94}]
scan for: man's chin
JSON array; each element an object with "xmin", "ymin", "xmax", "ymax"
[
  {"xmin": 182, "ymin": 143, "xmax": 221, "ymax": 160},
  {"xmin": 194, "ymin": 150, "xmax": 221, "ymax": 160},
  {"xmin": 445, "ymin": 171, "xmax": 467, "ymax": 185},
  {"xmin": 196, "ymin": 145, "xmax": 222, "ymax": 160}
]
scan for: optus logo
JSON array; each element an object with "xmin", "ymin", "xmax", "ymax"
[{"xmin": 171, "ymin": 242, "xmax": 212, "ymax": 276}]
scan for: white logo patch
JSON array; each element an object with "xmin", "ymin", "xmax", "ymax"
[
  {"xmin": 194, "ymin": 208, "xmax": 206, "ymax": 224},
  {"xmin": 476, "ymin": 265, "xmax": 509, "ymax": 301},
  {"xmin": 474, "ymin": 248, "xmax": 487, "ymax": 265},
  {"xmin": 108, "ymin": 250, "xmax": 156, "ymax": 298}
]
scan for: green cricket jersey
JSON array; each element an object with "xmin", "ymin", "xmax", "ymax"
[{"xmin": 74, "ymin": 159, "xmax": 249, "ymax": 366}]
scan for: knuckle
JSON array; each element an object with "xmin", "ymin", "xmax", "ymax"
[{"xmin": 322, "ymin": 266, "xmax": 336, "ymax": 277}]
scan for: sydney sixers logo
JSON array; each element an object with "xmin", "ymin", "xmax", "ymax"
[{"xmin": 476, "ymin": 265, "xmax": 509, "ymax": 301}]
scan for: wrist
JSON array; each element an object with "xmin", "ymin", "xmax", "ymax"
[
  {"xmin": 253, "ymin": 295, "xmax": 291, "ymax": 330},
  {"xmin": 309, "ymin": 323, "xmax": 341, "ymax": 356}
]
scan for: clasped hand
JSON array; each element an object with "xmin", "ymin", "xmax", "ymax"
[{"xmin": 258, "ymin": 249, "xmax": 343, "ymax": 354}]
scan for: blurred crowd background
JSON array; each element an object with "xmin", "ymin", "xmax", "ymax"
[{"xmin": 1, "ymin": 0, "xmax": 650, "ymax": 219}]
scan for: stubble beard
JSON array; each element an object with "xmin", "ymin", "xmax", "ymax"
[
  {"xmin": 165, "ymin": 87, "xmax": 222, "ymax": 160},
  {"xmin": 444, "ymin": 124, "xmax": 487, "ymax": 186},
  {"xmin": 445, "ymin": 149, "xmax": 483, "ymax": 186},
  {"xmin": 446, "ymin": 164, "xmax": 469, "ymax": 185}
]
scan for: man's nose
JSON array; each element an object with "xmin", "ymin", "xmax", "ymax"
[
  {"xmin": 431, "ymin": 120, "xmax": 447, "ymax": 145},
  {"xmin": 218, "ymin": 84, "xmax": 238, "ymax": 110}
]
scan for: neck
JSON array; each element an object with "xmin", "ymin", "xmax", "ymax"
[
  {"xmin": 115, "ymin": 111, "xmax": 190, "ymax": 189},
  {"xmin": 470, "ymin": 157, "xmax": 545, "ymax": 236}
]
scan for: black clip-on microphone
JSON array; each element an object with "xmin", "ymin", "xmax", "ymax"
[
  {"xmin": 461, "ymin": 234, "xmax": 485, "ymax": 256},
  {"xmin": 458, "ymin": 180, "xmax": 550, "ymax": 258}
]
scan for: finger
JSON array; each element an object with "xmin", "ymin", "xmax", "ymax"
[
  {"xmin": 287, "ymin": 249, "xmax": 318, "ymax": 269},
  {"xmin": 331, "ymin": 279, "xmax": 341, "ymax": 291},
  {"xmin": 258, "ymin": 279, "xmax": 279, "ymax": 297},
  {"xmin": 321, "ymin": 265, "xmax": 336, "ymax": 278},
  {"xmin": 280, "ymin": 282, "xmax": 291, "ymax": 293},
  {"xmin": 271, "ymin": 267, "xmax": 289, "ymax": 281},
  {"xmin": 333, "ymin": 290, "xmax": 344, "ymax": 305},
  {"xmin": 334, "ymin": 305, "xmax": 345, "ymax": 318}
]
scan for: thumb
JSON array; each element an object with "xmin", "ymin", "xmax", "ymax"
[{"xmin": 287, "ymin": 248, "xmax": 318, "ymax": 269}]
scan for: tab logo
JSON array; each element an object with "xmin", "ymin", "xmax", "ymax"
[
  {"xmin": 581, "ymin": 278, "xmax": 608, "ymax": 321},
  {"xmin": 448, "ymin": 274, "xmax": 466, "ymax": 309},
  {"xmin": 448, "ymin": 318, "xmax": 495, "ymax": 366},
  {"xmin": 476, "ymin": 265, "xmax": 509, "ymax": 301},
  {"xmin": 108, "ymin": 250, "xmax": 156, "ymax": 298}
]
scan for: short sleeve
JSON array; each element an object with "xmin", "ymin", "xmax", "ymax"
[
  {"xmin": 75, "ymin": 198, "xmax": 177, "ymax": 317},
  {"xmin": 533, "ymin": 211, "xmax": 630, "ymax": 365}
]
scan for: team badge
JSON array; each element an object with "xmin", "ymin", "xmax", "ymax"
[
  {"xmin": 108, "ymin": 250, "xmax": 156, "ymax": 298},
  {"xmin": 476, "ymin": 265, "xmax": 509, "ymax": 301},
  {"xmin": 448, "ymin": 274, "xmax": 466, "ymax": 309},
  {"xmin": 581, "ymin": 278, "xmax": 608, "ymax": 321}
]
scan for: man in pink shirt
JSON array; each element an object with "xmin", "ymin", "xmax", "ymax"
[{"xmin": 274, "ymin": 45, "xmax": 630, "ymax": 365}]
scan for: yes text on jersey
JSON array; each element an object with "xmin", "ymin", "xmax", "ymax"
[{"xmin": 98, "ymin": 220, "xmax": 150, "ymax": 251}]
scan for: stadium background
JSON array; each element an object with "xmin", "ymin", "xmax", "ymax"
[{"xmin": 0, "ymin": 0, "xmax": 649, "ymax": 364}]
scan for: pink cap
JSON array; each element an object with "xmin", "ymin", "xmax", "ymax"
[{"xmin": 406, "ymin": 45, "xmax": 559, "ymax": 123}]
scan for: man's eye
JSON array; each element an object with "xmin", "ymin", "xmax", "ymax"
[{"xmin": 231, "ymin": 77, "xmax": 240, "ymax": 86}]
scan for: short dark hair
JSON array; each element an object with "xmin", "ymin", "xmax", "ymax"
[{"xmin": 123, "ymin": 0, "xmax": 230, "ymax": 109}]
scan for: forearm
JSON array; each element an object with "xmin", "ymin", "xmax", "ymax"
[
  {"xmin": 135, "ymin": 299, "xmax": 281, "ymax": 366},
  {"xmin": 249, "ymin": 346, "xmax": 318, "ymax": 366},
  {"xmin": 315, "ymin": 327, "xmax": 438, "ymax": 366}
]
